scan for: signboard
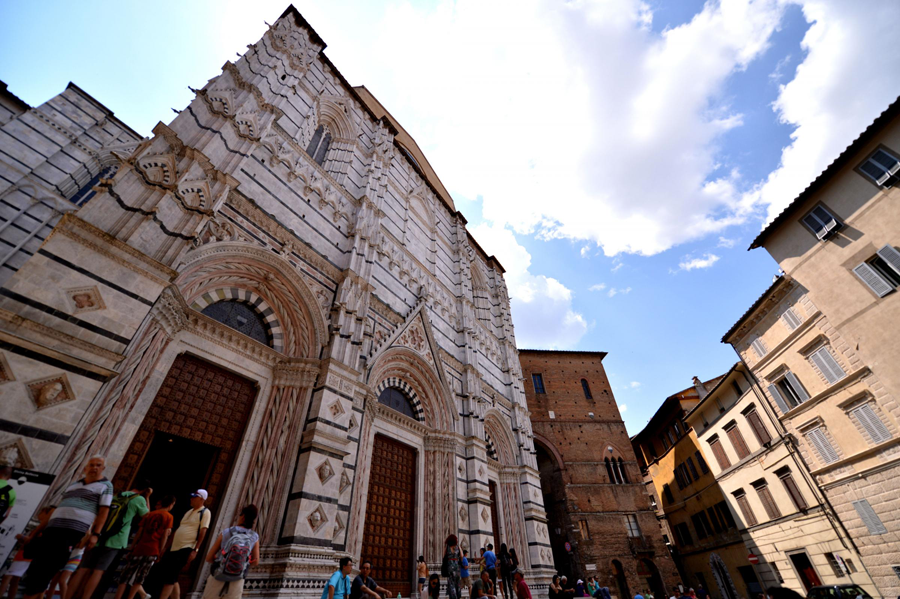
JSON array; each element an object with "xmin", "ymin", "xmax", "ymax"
[
  {"xmin": 748, "ymin": 553, "xmax": 759, "ymax": 565},
  {"xmin": 564, "ymin": 542, "xmax": 572, "ymax": 553},
  {"xmin": 834, "ymin": 555, "xmax": 848, "ymax": 576},
  {"xmin": 585, "ymin": 564, "xmax": 597, "ymax": 572},
  {"xmin": 0, "ymin": 469, "xmax": 56, "ymax": 568}
]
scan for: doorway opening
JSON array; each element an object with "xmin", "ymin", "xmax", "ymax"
[
  {"xmin": 710, "ymin": 554, "xmax": 738, "ymax": 599},
  {"xmin": 788, "ymin": 552, "xmax": 822, "ymax": 592},
  {"xmin": 639, "ymin": 559, "xmax": 665, "ymax": 599},
  {"xmin": 488, "ymin": 480, "xmax": 502, "ymax": 546},
  {"xmin": 535, "ymin": 441, "xmax": 569, "ymax": 578},
  {"xmin": 612, "ymin": 559, "xmax": 630, "ymax": 599}
]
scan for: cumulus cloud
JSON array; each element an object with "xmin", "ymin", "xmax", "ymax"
[
  {"xmin": 607, "ymin": 287, "xmax": 632, "ymax": 298},
  {"xmin": 630, "ymin": 381, "xmax": 642, "ymax": 389},
  {"xmin": 589, "ymin": 283, "xmax": 607, "ymax": 292},
  {"xmin": 678, "ymin": 253, "xmax": 721, "ymax": 271},
  {"xmin": 471, "ymin": 222, "xmax": 588, "ymax": 349},
  {"xmin": 717, "ymin": 236, "xmax": 738, "ymax": 248},
  {"xmin": 745, "ymin": 1, "xmax": 900, "ymax": 226}
]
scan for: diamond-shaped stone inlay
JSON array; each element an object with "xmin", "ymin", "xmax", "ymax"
[
  {"xmin": 481, "ymin": 507, "xmax": 489, "ymax": 523},
  {"xmin": 307, "ymin": 505, "xmax": 328, "ymax": 532},
  {"xmin": 0, "ymin": 353, "xmax": 14, "ymax": 383},
  {"xmin": 459, "ymin": 506, "xmax": 467, "ymax": 522},
  {"xmin": 316, "ymin": 460, "xmax": 334, "ymax": 484},
  {"xmin": 339, "ymin": 470, "xmax": 351, "ymax": 493},
  {"xmin": 26, "ymin": 374, "xmax": 76, "ymax": 411},
  {"xmin": 477, "ymin": 465, "xmax": 485, "ymax": 478},
  {"xmin": 348, "ymin": 414, "xmax": 358, "ymax": 432},
  {"xmin": 0, "ymin": 438, "xmax": 34, "ymax": 469},
  {"xmin": 457, "ymin": 462, "xmax": 464, "ymax": 476},
  {"xmin": 329, "ymin": 401, "xmax": 345, "ymax": 418},
  {"xmin": 334, "ymin": 514, "xmax": 345, "ymax": 538},
  {"xmin": 65, "ymin": 286, "xmax": 106, "ymax": 314}
]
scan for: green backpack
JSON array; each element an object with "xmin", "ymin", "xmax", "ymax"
[{"xmin": 98, "ymin": 492, "xmax": 139, "ymax": 542}]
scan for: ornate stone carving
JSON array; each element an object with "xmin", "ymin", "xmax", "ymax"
[
  {"xmin": 348, "ymin": 415, "xmax": 358, "ymax": 433},
  {"xmin": 26, "ymin": 374, "xmax": 75, "ymax": 410},
  {"xmin": 66, "ymin": 286, "xmax": 106, "ymax": 314},
  {"xmin": 458, "ymin": 506, "xmax": 467, "ymax": 523},
  {"xmin": 0, "ymin": 352, "xmax": 14, "ymax": 383},
  {"xmin": 481, "ymin": 507, "xmax": 489, "ymax": 523},
  {"xmin": 339, "ymin": 470, "xmax": 351, "ymax": 493},
  {"xmin": 0, "ymin": 438, "xmax": 33, "ymax": 469},
  {"xmin": 307, "ymin": 505, "xmax": 328, "ymax": 532},
  {"xmin": 316, "ymin": 460, "xmax": 334, "ymax": 484},
  {"xmin": 333, "ymin": 514, "xmax": 345, "ymax": 539},
  {"xmin": 329, "ymin": 401, "xmax": 345, "ymax": 419}
]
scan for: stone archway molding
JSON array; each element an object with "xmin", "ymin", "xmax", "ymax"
[{"xmin": 532, "ymin": 433, "xmax": 567, "ymax": 472}]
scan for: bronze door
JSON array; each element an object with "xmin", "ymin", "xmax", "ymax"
[{"xmin": 361, "ymin": 434, "xmax": 417, "ymax": 597}]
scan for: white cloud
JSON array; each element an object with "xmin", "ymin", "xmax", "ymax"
[
  {"xmin": 717, "ymin": 236, "xmax": 738, "ymax": 248},
  {"xmin": 589, "ymin": 283, "xmax": 607, "ymax": 292},
  {"xmin": 678, "ymin": 253, "xmax": 721, "ymax": 271},
  {"xmin": 629, "ymin": 381, "xmax": 642, "ymax": 389},
  {"xmin": 607, "ymin": 286, "xmax": 632, "ymax": 298},
  {"xmin": 769, "ymin": 53, "xmax": 793, "ymax": 83},
  {"xmin": 619, "ymin": 403, "xmax": 628, "ymax": 413},
  {"xmin": 471, "ymin": 222, "xmax": 587, "ymax": 349},
  {"xmin": 611, "ymin": 262, "xmax": 624, "ymax": 273},
  {"xmin": 745, "ymin": 1, "xmax": 900, "ymax": 226}
]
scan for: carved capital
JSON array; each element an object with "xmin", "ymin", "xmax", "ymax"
[
  {"xmin": 150, "ymin": 285, "xmax": 190, "ymax": 338},
  {"xmin": 274, "ymin": 359, "xmax": 321, "ymax": 388}
]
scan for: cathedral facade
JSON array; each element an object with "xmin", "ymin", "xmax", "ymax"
[{"xmin": 0, "ymin": 6, "xmax": 551, "ymax": 596}]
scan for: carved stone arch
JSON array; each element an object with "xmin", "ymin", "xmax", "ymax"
[
  {"xmin": 190, "ymin": 288, "xmax": 283, "ymax": 352},
  {"xmin": 375, "ymin": 377, "xmax": 423, "ymax": 422},
  {"xmin": 176, "ymin": 242, "xmax": 327, "ymax": 358},
  {"xmin": 483, "ymin": 409, "xmax": 518, "ymax": 467},
  {"xmin": 532, "ymin": 433, "xmax": 566, "ymax": 472},
  {"xmin": 316, "ymin": 95, "xmax": 358, "ymax": 142},
  {"xmin": 368, "ymin": 346, "xmax": 456, "ymax": 431}
]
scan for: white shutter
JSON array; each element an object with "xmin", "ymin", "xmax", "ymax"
[
  {"xmin": 806, "ymin": 428, "xmax": 840, "ymax": 464},
  {"xmin": 852, "ymin": 499, "xmax": 887, "ymax": 535},
  {"xmin": 876, "ymin": 244, "xmax": 900, "ymax": 276},
  {"xmin": 751, "ymin": 338, "xmax": 767, "ymax": 359},
  {"xmin": 784, "ymin": 371, "xmax": 810, "ymax": 403},
  {"xmin": 853, "ymin": 263, "xmax": 893, "ymax": 297},
  {"xmin": 852, "ymin": 404, "xmax": 892, "ymax": 444},
  {"xmin": 782, "ymin": 308, "xmax": 802, "ymax": 330},
  {"xmin": 810, "ymin": 347, "xmax": 846, "ymax": 384},
  {"xmin": 768, "ymin": 384, "xmax": 790, "ymax": 414}
]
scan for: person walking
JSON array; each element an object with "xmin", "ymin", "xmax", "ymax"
[
  {"xmin": 442, "ymin": 535, "xmax": 462, "ymax": 599},
  {"xmin": 22, "ymin": 456, "xmax": 113, "ymax": 599},
  {"xmin": 472, "ymin": 571, "xmax": 495, "ymax": 599},
  {"xmin": 0, "ymin": 505, "xmax": 53, "ymax": 599},
  {"xmin": 350, "ymin": 561, "xmax": 390, "ymax": 599},
  {"xmin": 498, "ymin": 545, "xmax": 514, "ymax": 599},
  {"xmin": 417, "ymin": 556, "xmax": 428, "ymax": 595},
  {"xmin": 68, "ymin": 479, "xmax": 152, "ymax": 599},
  {"xmin": 460, "ymin": 550, "xmax": 471, "ymax": 598},
  {"xmin": 513, "ymin": 570, "xmax": 531, "ymax": 599},
  {"xmin": 322, "ymin": 557, "xmax": 353, "ymax": 599},
  {"xmin": 482, "ymin": 544, "xmax": 497, "ymax": 594},
  {"xmin": 0, "ymin": 465, "xmax": 16, "ymax": 525},
  {"xmin": 201, "ymin": 504, "xmax": 259, "ymax": 599},
  {"xmin": 113, "ymin": 494, "xmax": 176, "ymax": 599},
  {"xmin": 156, "ymin": 490, "xmax": 211, "ymax": 599}
]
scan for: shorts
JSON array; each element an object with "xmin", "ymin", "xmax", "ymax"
[
  {"xmin": 63, "ymin": 548, "xmax": 84, "ymax": 573},
  {"xmin": 200, "ymin": 576, "xmax": 245, "ymax": 599},
  {"xmin": 80, "ymin": 546, "xmax": 121, "ymax": 571},
  {"xmin": 7, "ymin": 560, "xmax": 30, "ymax": 578},
  {"xmin": 117, "ymin": 555, "xmax": 158, "ymax": 587},
  {"xmin": 22, "ymin": 528, "xmax": 85, "ymax": 595},
  {"xmin": 155, "ymin": 548, "xmax": 193, "ymax": 585},
  {"xmin": 461, "ymin": 577, "xmax": 472, "ymax": 589},
  {"xmin": 419, "ymin": 578, "xmax": 427, "ymax": 585}
]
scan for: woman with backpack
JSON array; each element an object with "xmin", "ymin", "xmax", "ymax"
[
  {"xmin": 442, "ymin": 535, "xmax": 461, "ymax": 599},
  {"xmin": 498, "ymin": 544, "xmax": 514, "ymax": 599},
  {"xmin": 201, "ymin": 505, "xmax": 259, "ymax": 599}
]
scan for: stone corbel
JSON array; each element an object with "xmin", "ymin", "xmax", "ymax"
[{"xmin": 149, "ymin": 285, "xmax": 190, "ymax": 339}]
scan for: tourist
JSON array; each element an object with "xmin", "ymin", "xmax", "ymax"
[
  {"xmin": 695, "ymin": 586, "xmax": 707, "ymax": 599},
  {"xmin": 201, "ymin": 504, "xmax": 259, "ymax": 599},
  {"xmin": 0, "ymin": 506, "xmax": 53, "ymax": 599},
  {"xmin": 426, "ymin": 575, "xmax": 441, "ymax": 599},
  {"xmin": 687, "ymin": 589, "xmax": 696, "ymax": 599},
  {"xmin": 156, "ymin": 490, "xmax": 211, "ymax": 599},
  {"xmin": 634, "ymin": 591, "xmax": 644, "ymax": 599},
  {"xmin": 574, "ymin": 580, "xmax": 585, "ymax": 598},
  {"xmin": 45, "ymin": 543, "xmax": 84, "ymax": 599},
  {"xmin": 559, "ymin": 577, "xmax": 574, "ymax": 598},
  {"xmin": 350, "ymin": 561, "xmax": 390, "ymax": 599},
  {"xmin": 113, "ymin": 494, "xmax": 176, "ymax": 599},
  {"xmin": 0, "ymin": 465, "xmax": 16, "ymax": 524},
  {"xmin": 68, "ymin": 479, "xmax": 151, "ymax": 599},
  {"xmin": 586, "ymin": 577, "xmax": 598, "ymax": 598},
  {"xmin": 22, "ymin": 456, "xmax": 113, "ymax": 599},
  {"xmin": 472, "ymin": 570, "xmax": 495, "ymax": 599},
  {"xmin": 460, "ymin": 550, "xmax": 471, "ymax": 598},
  {"xmin": 322, "ymin": 557, "xmax": 353, "ymax": 599},
  {"xmin": 483, "ymin": 544, "xmax": 497, "ymax": 592},
  {"xmin": 443, "ymin": 534, "xmax": 462, "ymax": 599},
  {"xmin": 597, "ymin": 587, "xmax": 612, "ymax": 599},
  {"xmin": 498, "ymin": 544, "xmax": 514, "ymax": 599},
  {"xmin": 513, "ymin": 570, "xmax": 531, "ymax": 599},
  {"xmin": 417, "ymin": 556, "xmax": 428, "ymax": 594},
  {"xmin": 645, "ymin": 589, "xmax": 654, "ymax": 599}
]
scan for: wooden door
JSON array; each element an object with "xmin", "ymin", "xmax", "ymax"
[
  {"xmin": 361, "ymin": 435, "xmax": 417, "ymax": 597},
  {"xmin": 489, "ymin": 480, "xmax": 501, "ymax": 544}
]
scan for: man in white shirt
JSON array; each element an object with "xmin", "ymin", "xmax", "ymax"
[{"xmin": 156, "ymin": 490, "xmax": 211, "ymax": 599}]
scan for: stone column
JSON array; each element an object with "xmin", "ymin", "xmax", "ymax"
[{"xmin": 423, "ymin": 433, "xmax": 459, "ymax": 563}]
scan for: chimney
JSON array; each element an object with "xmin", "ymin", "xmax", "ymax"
[{"xmin": 692, "ymin": 376, "xmax": 708, "ymax": 399}]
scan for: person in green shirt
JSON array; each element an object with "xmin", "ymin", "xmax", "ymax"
[
  {"xmin": 69, "ymin": 480, "xmax": 151, "ymax": 599},
  {"xmin": 0, "ymin": 465, "xmax": 16, "ymax": 525}
]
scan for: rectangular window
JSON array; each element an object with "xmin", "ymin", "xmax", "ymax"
[
  {"xmin": 695, "ymin": 451, "xmax": 709, "ymax": 473},
  {"xmin": 649, "ymin": 495, "xmax": 658, "ymax": 510},
  {"xmin": 709, "ymin": 436, "xmax": 732, "ymax": 470},
  {"xmin": 578, "ymin": 519, "xmax": 590, "ymax": 540},
  {"xmin": 782, "ymin": 307, "xmax": 802, "ymax": 331},
  {"xmin": 734, "ymin": 491, "xmax": 758, "ymax": 526},
  {"xmin": 806, "ymin": 427, "xmax": 840, "ymax": 464},
  {"xmin": 674, "ymin": 522, "xmax": 692, "ymax": 546},
  {"xmin": 853, "ymin": 499, "xmax": 887, "ymax": 535},
  {"xmin": 661, "ymin": 435, "xmax": 669, "ymax": 451},
  {"xmin": 667, "ymin": 428, "xmax": 677, "ymax": 446},
  {"xmin": 854, "ymin": 244, "xmax": 900, "ymax": 297},
  {"xmin": 859, "ymin": 148, "xmax": 900, "ymax": 186},
  {"xmin": 706, "ymin": 507, "xmax": 724, "ymax": 534},
  {"xmin": 726, "ymin": 422, "xmax": 752, "ymax": 460},
  {"xmin": 674, "ymin": 465, "xmax": 686, "ymax": 490},
  {"xmin": 801, "ymin": 204, "xmax": 842, "ymax": 240},
  {"xmin": 624, "ymin": 514, "xmax": 641, "ymax": 537},
  {"xmin": 715, "ymin": 500, "xmax": 737, "ymax": 529},
  {"xmin": 751, "ymin": 337, "xmax": 768, "ymax": 359},
  {"xmin": 743, "ymin": 407, "xmax": 772, "ymax": 446},
  {"xmin": 686, "ymin": 456, "xmax": 700, "ymax": 480},
  {"xmin": 731, "ymin": 379, "xmax": 743, "ymax": 397},
  {"xmin": 532, "ymin": 373, "xmax": 546, "ymax": 394},
  {"xmin": 674, "ymin": 421, "xmax": 683, "ymax": 437},
  {"xmin": 809, "ymin": 347, "xmax": 847, "ymax": 384},
  {"xmin": 663, "ymin": 484, "xmax": 675, "ymax": 504},
  {"xmin": 752, "ymin": 481, "xmax": 782, "ymax": 520},
  {"xmin": 769, "ymin": 372, "xmax": 810, "ymax": 413},
  {"xmin": 777, "ymin": 468, "xmax": 808, "ymax": 511},
  {"xmin": 824, "ymin": 553, "xmax": 847, "ymax": 578},
  {"xmin": 691, "ymin": 512, "xmax": 711, "ymax": 540},
  {"xmin": 851, "ymin": 403, "xmax": 892, "ymax": 444}
]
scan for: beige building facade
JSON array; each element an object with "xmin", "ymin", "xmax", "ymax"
[
  {"xmin": 725, "ymin": 96, "xmax": 900, "ymax": 596},
  {"xmin": 684, "ymin": 363, "xmax": 876, "ymax": 596}
]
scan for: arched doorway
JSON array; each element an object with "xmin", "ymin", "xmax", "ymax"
[
  {"xmin": 638, "ymin": 559, "xmax": 666, "ymax": 599},
  {"xmin": 710, "ymin": 554, "xmax": 738, "ymax": 599},
  {"xmin": 534, "ymin": 440, "xmax": 570, "ymax": 578},
  {"xmin": 612, "ymin": 559, "xmax": 630, "ymax": 599}
]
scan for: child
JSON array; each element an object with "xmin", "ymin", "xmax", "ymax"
[
  {"xmin": 0, "ymin": 506, "xmax": 54, "ymax": 599},
  {"xmin": 44, "ymin": 544, "xmax": 85, "ymax": 599}
]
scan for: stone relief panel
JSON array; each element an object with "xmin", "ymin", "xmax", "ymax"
[
  {"xmin": 307, "ymin": 504, "xmax": 328, "ymax": 532},
  {"xmin": 65, "ymin": 286, "xmax": 106, "ymax": 314},
  {"xmin": 0, "ymin": 438, "xmax": 34, "ymax": 469},
  {"xmin": 26, "ymin": 374, "xmax": 75, "ymax": 411},
  {"xmin": 0, "ymin": 353, "xmax": 14, "ymax": 383}
]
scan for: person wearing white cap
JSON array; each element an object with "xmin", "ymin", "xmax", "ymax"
[{"xmin": 156, "ymin": 490, "xmax": 211, "ymax": 599}]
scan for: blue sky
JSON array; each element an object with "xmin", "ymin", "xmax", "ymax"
[{"xmin": 3, "ymin": 0, "xmax": 900, "ymax": 435}]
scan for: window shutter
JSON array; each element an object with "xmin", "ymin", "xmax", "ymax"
[
  {"xmin": 751, "ymin": 338, "xmax": 767, "ymax": 359},
  {"xmin": 745, "ymin": 409, "xmax": 772, "ymax": 445},
  {"xmin": 782, "ymin": 308, "xmax": 802, "ymax": 330},
  {"xmin": 876, "ymin": 244, "xmax": 900, "ymax": 277},
  {"xmin": 852, "ymin": 404, "xmax": 892, "ymax": 444},
  {"xmin": 768, "ymin": 384, "xmax": 790, "ymax": 414},
  {"xmin": 853, "ymin": 263, "xmax": 893, "ymax": 297},
  {"xmin": 810, "ymin": 348, "xmax": 846, "ymax": 384},
  {"xmin": 709, "ymin": 438, "xmax": 731, "ymax": 470},
  {"xmin": 784, "ymin": 372, "xmax": 810, "ymax": 403},
  {"xmin": 806, "ymin": 428, "xmax": 840, "ymax": 464},
  {"xmin": 735, "ymin": 493, "xmax": 758, "ymax": 527},
  {"xmin": 726, "ymin": 425, "xmax": 751, "ymax": 460},
  {"xmin": 755, "ymin": 485, "xmax": 782, "ymax": 519},
  {"xmin": 780, "ymin": 473, "xmax": 808, "ymax": 511},
  {"xmin": 852, "ymin": 499, "xmax": 887, "ymax": 535}
]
